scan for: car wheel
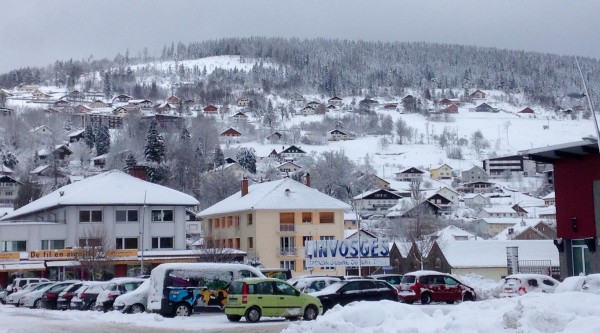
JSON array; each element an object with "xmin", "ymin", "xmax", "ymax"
[
  {"xmin": 245, "ymin": 306, "xmax": 261, "ymax": 323},
  {"xmin": 420, "ymin": 293, "xmax": 432, "ymax": 305},
  {"xmin": 303, "ymin": 305, "xmax": 318, "ymax": 321},
  {"xmin": 15, "ymin": 302, "xmax": 20, "ymax": 308},
  {"xmin": 227, "ymin": 314, "xmax": 242, "ymax": 322},
  {"xmin": 130, "ymin": 304, "xmax": 145, "ymax": 314},
  {"xmin": 463, "ymin": 293, "xmax": 475, "ymax": 302},
  {"xmin": 173, "ymin": 303, "xmax": 192, "ymax": 317},
  {"xmin": 34, "ymin": 299, "xmax": 43, "ymax": 309}
]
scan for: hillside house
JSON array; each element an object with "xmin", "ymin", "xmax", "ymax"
[
  {"xmin": 220, "ymin": 128, "xmax": 242, "ymax": 137},
  {"xmin": 166, "ymin": 96, "xmax": 180, "ymax": 104},
  {"xmin": 74, "ymin": 105, "xmax": 92, "ymax": 113},
  {"xmin": 472, "ymin": 102, "xmax": 497, "ymax": 113},
  {"xmin": 213, "ymin": 163, "xmax": 250, "ymax": 179},
  {"xmin": 469, "ymin": 89, "xmax": 486, "ymax": 100},
  {"xmin": 298, "ymin": 106, "xmax": 315, "ymax": 116},
  {"xmin": 463, "ymin": 193, "xmax": 490, "ymax": 208},
  {"xmin": 30, "ymin": 125, "xmax": 54, "ymax": 136},
  {"xmin": 461, "ymin": 181, "xmax": 495, "ymax": 194},
  {"xmin": 327, "ymin": 129, "xmax": 355, "ymax": 141},
  {"xmin": 198, "ymin": 178, "xmax": 350, "ymax": 275},
  {"xmin": 353, "ymin": 189, "xmax": 402, "ymax": 213},
  {"xmin": 328, "ymin": 96, "xmax": 343, "ymax": 106},
  {"xmin": 436, "ymin": 187, "xmax": 459, "ymax": 204},
  {"xmin": 203, "ymin": 105, "xmax": 219, "ymax": 114},
  {"xmin": 90, "ymin": 100, "xmax": 108, "ymax": 109},
  {"xmin": 440, "ymin": 104, "xmax": 458, "ymax": 113},
  {"xmin": 483, "ymin": 154, "xmax": 536, "ymax": 177},
  {"xmin": 430, "ymin": 164, "xmax": 453, "ymax": 180},
  {"xmin": 128, "ymin": 99, "xmax": 153, "ymax": 109},
  {"xmin": 519, "ymin": 107, "xmax": 535, "ymax": 114},
  {"xmin": 230, "ymin": 112, "xmax": 248, "ymax": 123},
  {"xmin": 395, "ymin": 167, "xmax": 425, "ymax": 182},
  {"xmin": 277, "ymin": 161, "xmax": 302, "ymax": 174},
  {"xmin": 237, "ymin": 97, "xmax": 250, "ymax": 107},
  {"xmin": 461, "ymin": 165, "xmax": 489, "ymax": 183},
  {"xmin": 0, "ymin": 174, "xmax": 21, "ymax": 206},
  {"xmin": 543, "ymin": 192, "xmax": 555, "ymax": 206},
  {"xmin": 113, "ymin": 94, "xmax": 132, "ymax": 103},
  {"xmin": 266, "ymin": 132, "xmax": 283, "ymax": 142},
  {"xmin": 479, "ymin": 206, "xmax": 519, "ymax": 219},
  {"xmin": 438, "ymin": 98, "xmax": 460, "ymax": 106},
  {"xmin": 67, "ymin": 129, "xmax": 85, "ymax": 143},
  {"xmin": 31, "ymin": 89, "xmax": 51, "ymax": 99},
  {"xmin": 280, "ymin": 145, "xmax": 307, "ymax": 161}
]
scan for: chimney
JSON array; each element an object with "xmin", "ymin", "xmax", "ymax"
[
  {"xmin": 305, "ymin": 172, "xmax": 310, "ymax": 187},
  {"xmin": 241, "ymin": 177, "xmax": 249, "ymax": 197},
  {"xmin": 128, "ymin": 165, "xmax": 147, "ymax": 181}
]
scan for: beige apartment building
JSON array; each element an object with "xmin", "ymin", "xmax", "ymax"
[{"xmin": 198, "ymin": 177, "xmax": 351, "ymax": 276}]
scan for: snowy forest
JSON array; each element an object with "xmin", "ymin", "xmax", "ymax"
[{"xmin": 1, "ymin": 37, "xmax": 599, "ymax": 108}]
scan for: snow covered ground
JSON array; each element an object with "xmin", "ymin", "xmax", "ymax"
[{"xmin": 1, "ymin": 291, "xmax": 598, "ymax": 333}]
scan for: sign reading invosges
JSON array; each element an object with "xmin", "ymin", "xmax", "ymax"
[{"xmin": 305, "ymin": 239, "xmax": 389, "ymax": 268}]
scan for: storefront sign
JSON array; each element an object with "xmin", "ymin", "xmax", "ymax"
[
  {"xmin": 305, "ymin": 239, "xmax": 389, "ymax": 267},
  {"xmin": 0, "ymin": 252, "xmax": 21, "ymax": 260},
  {"xmin": 29, "ymin": 249, "xmax": 138, "ymax": 260}
]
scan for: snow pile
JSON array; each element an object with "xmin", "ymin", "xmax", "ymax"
[
  {"xmin": 456, "ymin": 273, "xmax": 502, "ymax": 300},
  {"xmin": 283, "ymin": 293, "xmax": 600, "ymax": 333}
]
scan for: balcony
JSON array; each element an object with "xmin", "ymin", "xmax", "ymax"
[
  {"xmin": 279, "ymin": 223, "xmax": 295, "ymax": 233},
  {"xmin": 279, "ymin": 247, "xmax": 297, "ymax": 256}
]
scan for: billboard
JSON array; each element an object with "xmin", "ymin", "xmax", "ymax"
[{"xmin": 305, "ymin": 239, "xmax": 389, "ymax": 268}]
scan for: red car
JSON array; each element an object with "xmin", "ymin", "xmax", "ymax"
[{"xmin": 398, "ymin": 271, "xmax": 476, "ymax": 304}]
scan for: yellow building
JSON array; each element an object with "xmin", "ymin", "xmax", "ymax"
[
  {"xmin": 198, "ymin": 178, "xmax": 351, "ymax": 276},
  {"xmin": 430, "ymin": 164, "xmax": 453, "ymax": 179}
]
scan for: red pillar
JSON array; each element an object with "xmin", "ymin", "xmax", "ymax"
[{"xmin": 114, "ymin": 264, "xmax": 127, "ymax": 277}]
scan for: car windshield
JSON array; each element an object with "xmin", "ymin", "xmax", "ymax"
[
  {"xmin": 228, "ymin": 281, "xmax": 244, "ymax": 294},
  {"xmin": 33, "ymin": 283, "xmax": 51, "ymax": 291},
  {"xmin": 401, "ymin": 275, "xmax": 416, "ymax": 284}
]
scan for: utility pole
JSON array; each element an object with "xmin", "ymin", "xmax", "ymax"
[{"xmin": 575, "ymin": 57, "xmax": 599, "ymax": 150}]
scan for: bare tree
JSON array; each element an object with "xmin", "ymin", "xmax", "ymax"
[
  {"xmin": 192, "ymin": 235, "xmax": 241, "ymax": 263},
  {"xmin": 77, "ymin": 225, "xmax": 115, "ymax": 281}
]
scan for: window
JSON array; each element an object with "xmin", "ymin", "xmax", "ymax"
[
  {"xmin": 320, "ymin": 235, "xmax": 334, "ymax": 241},
  {"xmin": 248, "ymin": 237, "xmax": 254, "ymax": 249},
  {"xmin": 79, "ymin": 210, "xmax": 103, "ymax": 222},
  {"xmin": 0, "ymin": 241, "xmax": 26, "ymax": 252},
  {"xmin": 275, "ymin": 281, "xmax": 296, "ymax": 295},
  {"xmin": 116, "ymin": 237, "xmax": 138, "ymax": 250},
  {"xmin": 116, "ymin": 209, "xmax": 138, "ymax": 222},
  {"xmin": 78, "ymin": 238, "xmax": 101, "ymax": 247},
  {"xmin": 247, "ymin": 214, "xmax": 253, "ymax": 225},
  {"xmin": 280, "ymin": 212, "xmax": 295, "ymax": 232},
  {"xmin": 280, "ymin": 237, "xmax": 296, "ymax": 255},
  {"xmin": 151, "ymin": 237, "xmax": 173, "ymax": 249},
  {"xmin": 280, "ymin": 260, "xmax": 296, "ymax": 271},
  {"xmin": 41, "ymin": 240, "xmax": 64, "ymax": 250},
  {"xmin": 302, "ymin": 236, "xmax": 313, "ymax": 246},
  {"xmin": 5, "ymin": 191, "xmax": 12, "ymax": 196},
  {"xmin": 302, "ymin": 212, "xmax": 312, "ymax": 223},
  {"xmin": 151, "ymin": 209, "xmax": 173, "ymax": 222},
  {"xmin": 319, "ymin": 212, "xmax": 334, "ymax": 223},
  {"xmin": 227, "ymin": 216, "xmax": 233, "ymax": 227},
  {"xmin": 235, "ymin": 215, "xmax": 240, "ymax": 228}
]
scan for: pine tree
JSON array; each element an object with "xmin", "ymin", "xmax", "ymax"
[
  {"xmin": 213, "ymin": 147, "xmax": 225, "ymax": 168},
  {"xmin": 95, "ymin": 125, "xmax": 110, "ymax": 156},
  {"xmin": 124, "ymin": 153, "xmax": 137, "ymax": 172},
  {"xmin": 84, "ymin": 125, "xmax": 95, "ymax": 149},
  {"xmin": 236, "ymin": 147, "xmax": 257, "ymax": 174},
  {"xmin": 144, "ymin": 118, "xmax": 165, "ymax": 164},
  {"xmin": 179, "ymin": 127, "xmax": 191, "ymax": 142},
  {"xmin": 103, "ymin": 71, "xmax": 112, "ymax": 99}
]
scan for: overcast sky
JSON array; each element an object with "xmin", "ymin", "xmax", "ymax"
[{"xmin": 1, "ymin": 0, "xmax": 599, "ymax": 74}]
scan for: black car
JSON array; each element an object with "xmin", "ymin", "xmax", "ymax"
[
  {"xmin": 70, "ymin": 282, "xmax": 108, "ymax": 310},
  {"xmin": 41, "ymin": 281, "xmax": 80, "ymax": 310},
  {"xmin": 311, "ymin": 279, "xmax": 398, "ymax": 313},
  {"xmin": 56, "ymin": 282, "xmax": 83, "ymax": 310}
]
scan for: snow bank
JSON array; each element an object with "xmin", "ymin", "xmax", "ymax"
[{"xmin": 283, "ymin": 293, "xmax": 600, "ymax": 333}]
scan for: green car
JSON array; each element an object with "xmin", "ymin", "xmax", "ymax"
[{"xmin": 225, "ymin": 278, "xmax": 322, "ymax": 323}]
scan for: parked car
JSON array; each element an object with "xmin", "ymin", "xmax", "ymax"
[
  {"xmin": 6, "ymin": 278, "xmax": 50, "ymax": 295},
  {"xmin": 225, "ymin": 277, "xmax": 322, "ymax": 323},
  {"xmin": 581, "ymin": 274, "xmax": 600, "ymax": 295},
  {"xmin": 6, "ymin": 282, "xmax": 52, "ymax": 307},
  {"xmin": 40, "ymin": 281, "xmax": 80, "ymax": 309},
  {"xmin": 95, "ymin": 278, "xmax": 145, "ymax": 312},
  {"xmin": 370, "ymin": 274, "xmax": 403, "ymax": 290},
  {"xmin": 112, "ymin": 279, "xmax": 150, "ymax": 313},
  {"xmin": 499, "ymin": 274, "xmax": 560, "ymax": 297},
  {"xmin": 291, "ymin": 276, "xmax": 342, "ymax": 293},
  {"xmin": 70, "ymin": 282, "xmax": 108, "ymax": 310},
  {"xmin": 56, "ymin": 282, "xmax": 84, "ymax": 310},
  {"xmin": 310, "ymin": 279, "xmax": 398, "ymax": 313},
  {"xmin": 398, "ymin": 271, "xmax": 476, "ymax": 304},
  {"xmin": 0, "ymin": 285, "xmax": 6, "ymax": 304},
  {"xmin": 21, "ymin": 283, "xmax": 59, "ymax": 309}
]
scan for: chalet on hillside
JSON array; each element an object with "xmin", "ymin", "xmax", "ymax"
[
  {"xmin": 128, "ymin": 99, "xmax": 153, "ymax": 109},
  {"xmin": 519, "ymin": 107, "xmax": 535, "ymax": 114},
  {"xmin": 353, "ymin": 189, "xmax": 402, "ymax": 212},
  {"xmin": 32, "ymin": 89, "xmax": 51, "ymax": 99},
  {"xmin": 472, "ymin": 102, "xmax": 497, "ymax": 113},
  {"xmin": 166, "ymin": 96, "xmax": 180, "ymax": 104},
  {"xmin": 430, "ymin": 164, "xmax": 453, "ymax": 179},
  {"xmin": 67, "ymin": 129, "xmax": 85, "ymax": 143},
  {"xmin": 74, "ymin": 104, "xmax": 92, "ymax": 113},
  {"xmin": 440, "ymin": 104, "xmax": 458, "ymax": 113},
  {"xmin": 220, "ymin": 128, "xmax": 241, "ymax": 137},
  {"xmin": 328, "ymin": 96, "xmax": 343, "ymax": 106},
  {"xmin": 461, "ymin": 165, "xmax": 489, "ymax": 183},
  {"xmin": 469, "ymin": 89, "xmax": 486, "ymax": 100},
  {"xmin": 306, "ymin": 101, "xmax": 320, "ymax": 109},
  {"xmin": 237, "ymin": 97, "xmax": 250, "ymax": 107},
  {"xmin": 460, "ymin": 181, "xmax": 495, "ymax": 193},
  {"xmin": 327, "ymin": 129, "xmax": 355, "ymax": 141},
  {"xmin": 280, "ymin": 145, "xmax": 307, "ymax": 161},
  {"xmin": 438, "ymin": 98, "xmax": 459, "ymax": 106},
  {"xmin": 90, "ymin": 100, "xmax": 108, "ymax": 108},
  {"xmin": 395, "ymin": 167, "xmax": 425, "ymax": 182},
  {"xmin": 230, "ymin": 112, "xmax": 248, "ymax": 123},
  {"xmin": 277, "ymin": 161, "xmax": 302, "ymax": 174},
  {"xmin": 203, "ymin": 105, "xmax": 219, "ymax": 114},
  {"xmin": 113, "ymin": 94, "xmax": 132, "ymax": 103},
  {"xmin": 266, "ymin": 132, "xmax": 283, "ymax": 142}
]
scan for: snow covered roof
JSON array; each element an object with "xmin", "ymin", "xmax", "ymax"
[
  {"xmin": 481, "ymin": 205, "xmax": 517, "ymax": 214},
  {"xmin": 0, "ymin": 165, "xmax": 14, "ymax": 174},
  {"xmin": 440, "ymin": 240, "xmax": 559, "ymax": 268},
  {"xmin": 480, "ymin": 217, "xmax": 539, "ymax": 225},
  {"xmin": 542, "ymin": 192, "xmax": 555, "ymax": 200},
  {"xmin": 198, "ymin": 178, "xmax": 351, "ymax": 216},
  {"xmin": 1, "ymin": 170, "xmax": 199, "ymax": 221},
  {"xmin": 434, "ymin": 225, "xmax": 476, "ymax": 242}
]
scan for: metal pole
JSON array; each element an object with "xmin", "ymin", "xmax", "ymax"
[
  {"xmin": 140, "ymin": 191, "xmax": 147, "ymax": 275},
  {"xmin": 575, "ymin": 57, "xmax": 600, "ymax": 150}
]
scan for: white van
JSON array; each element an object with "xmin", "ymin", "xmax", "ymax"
[
  {"xmin": 113, "ymin": 279, "xmax": 150, "ymax": 313},
  {"xmin": 147, "ymin": 263, "xmax": 264, "ymax": 317}
]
